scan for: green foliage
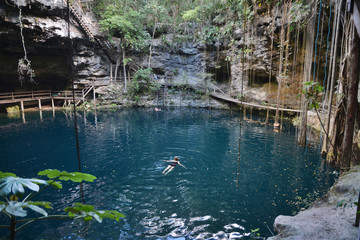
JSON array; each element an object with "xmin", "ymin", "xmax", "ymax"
[
  {"xmin": 38, "ymin": 169, "xmax": 96, "ymax": 182},
  {"xmin": 97, "ymin": 1, "xmax": 150, "ymax": 50},
  {"xmin": 65, "ymin": 203, "xmax": 125, "ymax": 223},
  {"xmin": 127, "ymin": 68, "xmax": 160, "ymax": 100},
  {"xmin": 300, "ymin": 81, "xmax": 324, "ymax": 110},
  {"xmin": 250, "ymin": 228, "xmax": 261, "ymax": 239},
  {"xmin": 0, "ymin": 170, "xmax": 124, "ymax": 239},
  {"xmin": 182, "ymin": 6, "xmax": 200, "ymax": 22}
]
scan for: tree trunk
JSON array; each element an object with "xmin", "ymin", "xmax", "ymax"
[
  {"xmin": 341, "ymin": 29, "xmax": 360, "ymax": 171},
  {"xmin": 298, "ymin": 0, "xmax": 318, "ymax": 146},
  {"xmin": 10, "ymin": 215, "xmax": 16, "ymax": 240},
  {"xmin": 122, "ymin": 47, "xmax": 127, "ymax": 92}
]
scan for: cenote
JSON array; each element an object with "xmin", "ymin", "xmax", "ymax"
[{"xmin": 0, "ymin": 108, "xmax": 337, "ymax": 240}]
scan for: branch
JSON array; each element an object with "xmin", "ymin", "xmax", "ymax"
[
  {"xmin": 0, "ymin": 225, "xmax": 10, "ymax": 228},
  {"xmin": 314, "ymin": 108, "xmax": 335, "ymax": 149},
  {"xmin": 27, "ymin": 178, "xmax": 60, "ymax": 201},
  {"xmin": 15, "ymin": 215, "xmax": 73, "ymax": 232}
]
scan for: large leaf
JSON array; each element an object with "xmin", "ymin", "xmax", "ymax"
[
  {"xmin": 28, "ymin": 201, "xmax": 52, "ymax": 209},
  {"xmin": 98, "ymin": 210, "xmax": 125, "ymax": 221},
  {"xmin": 6, "ymin": 201, "xmax": 27, "ymax": 217},
  {"xmin": 47, "ymin": 180, "xmax": 62, "ymax": 189},
  {"xmin": 0, "ymin": 177, "xmax": 47, "ymax": 196},
  {"xmin": 38, "ymin": 170, "xmax": 96, "ymax": 182},
  {"xmin": 27, "ymin": 204, "xmax": 48, "ymax": 217},
  {"xmin": 64, "ymin": 203, "xmax": 125, "ymax": 223},
  {"xmin": 0, "ymin": 172, "xmax": 16, "ymax": 179}
]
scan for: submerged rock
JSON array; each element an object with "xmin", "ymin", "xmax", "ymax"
[{"xmin": 268, "ymin": 166, "xmax": 360, "ymax": 240}]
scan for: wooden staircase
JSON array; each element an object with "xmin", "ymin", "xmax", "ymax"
[
  {"xmin": 156, "ymin": 85, "xmax": 168, "ymax": 106},
  {"xmin": 75, "ymin": 84, "xmax": 94, "ymax": 106},
  {"xmin": 66, "ymin": 0, "xmax": 117, "ymax": 63}
]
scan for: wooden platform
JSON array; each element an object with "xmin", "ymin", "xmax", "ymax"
[
  {"xmin": 210, "ymin": 92, "xmax": 301, "ymax": 113},
  {"xmin": 0, "ymin": 90, "xmax": 83, "ymax": 111}
]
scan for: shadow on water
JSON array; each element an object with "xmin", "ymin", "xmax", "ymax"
[{"xmin": 0, "ymin": 108, "xmax": 338, "ymax": 240}]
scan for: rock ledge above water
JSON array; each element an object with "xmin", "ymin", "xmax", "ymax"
[{"xmin": 268, "ymin": 166, "xmax": 360, "ymax": 240}]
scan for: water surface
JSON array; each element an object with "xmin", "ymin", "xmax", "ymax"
[{"xmin": 0, "ymin": 108, "xmax": 337, "ymax": 239}]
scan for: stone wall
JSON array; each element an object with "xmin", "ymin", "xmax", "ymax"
[{"xmin": 0, "ymin": 0, "xmax": 110, "ymax": 91}]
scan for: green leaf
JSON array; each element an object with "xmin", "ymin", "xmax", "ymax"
[
  {"xmin": 64, "ymin": 203, "xmax": 124, "ymax": 223},
  {"xmin": 38, "ymin": 170, "xmax": 96, "ymax": 182},
  {"xmin": 0, "ymin": 172, "xmax": 16, "ymax": 179},
  {"xmin": 6, "ymin": 201, "xmax": 27, "ymax": 217},
  {"xmin": 38, "ymin": 169, "xmax": 61, "ymax": 179},
  {"xmin": 98, "ymin": 210, "xmax": 125, "ymax": 221},
  {"xmin": 47, "ymin": 180, "xmax": 62, "ymax": 189},
  {"xmin": 28, "ymin": 201, "xmax": 52, "ymax": 209},
  {"xmin": 0, "ymin": 177, "xmax": 47, "ymax": 196},
  {"xmin": 27, "ymin": 204, "xmax": 48, "ymax": 217}
]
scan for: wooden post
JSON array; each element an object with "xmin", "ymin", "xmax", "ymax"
[
  {"xmin": 110, "ymin": 64, "xmax": 113, "ymax": 82},
  {"xmin": 11, "ymin": 92, "xmax": 14, "ymax": 101},
  {"xmin": 38, "ymin": 99, "xmax": 42, "ymax": 110},
  {"xmin": 21, "ymin": 111, "xmax": 26, "ymax": 123},
  {"xmin": 93, "ymin": 87, "xmax": 96, "ymax": 108},
  {"xmin": 31, "ymin": 91, "xmax": 34, "ymax": 99},
  {"xmin": 20, "ymin": 101, "xmax": 24, "ymax": 112},
  {"xmin": 51, "ymin": 99, "xmax": 55, "ymax": 110}
]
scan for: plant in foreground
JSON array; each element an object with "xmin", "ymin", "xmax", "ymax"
[{"xmin": 0, "ymin": 169, "xmax": 124, "ymax": 240}]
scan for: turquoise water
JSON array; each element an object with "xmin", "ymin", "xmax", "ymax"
[{"xmin": 0, "ymin": 108, "xmax": 336, "ymax": 239}]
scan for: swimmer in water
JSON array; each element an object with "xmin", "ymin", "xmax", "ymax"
[{"xmin": 162, "ymin": 156, "xmax": 186, "ymax": 175}]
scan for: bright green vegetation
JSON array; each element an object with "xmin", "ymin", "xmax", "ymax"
[{"xmin": 0, "ymin": 170, "xmax": 124, "ymax": 240}]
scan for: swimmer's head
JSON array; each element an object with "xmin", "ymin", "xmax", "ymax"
[{"xmin": 174, "ymin": 157, "xmax": 179, "ymax": 160}]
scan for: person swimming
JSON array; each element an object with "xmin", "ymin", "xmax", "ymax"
[{"xmin": 162, "ymin": 156, "xmax": 186, "ymax": 175}]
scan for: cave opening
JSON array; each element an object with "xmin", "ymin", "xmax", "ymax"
[{"xmin": 207, "ymin": 60, "xmax": 231, "ymax": 84}]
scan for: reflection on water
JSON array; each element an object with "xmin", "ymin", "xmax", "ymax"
[{"xmin": 0, "ymin": 108, "xmax": 337, "ymax": 240}]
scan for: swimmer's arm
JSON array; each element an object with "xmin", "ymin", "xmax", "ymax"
[{"xmin": 178, "ymin": 162, "xmax": 186, "ymax": 168}]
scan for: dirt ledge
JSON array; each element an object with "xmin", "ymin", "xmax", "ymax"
[{"xmin": 268, "ymin": 166, "xmax": 360, "ymax": 240}]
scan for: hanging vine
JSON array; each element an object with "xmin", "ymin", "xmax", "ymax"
[{"xmin": 16, "ymin": 3, "xmax": 37, "ymax": 85}]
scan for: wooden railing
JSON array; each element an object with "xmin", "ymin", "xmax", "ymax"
[
  {"xmin": 0, "ymin": 90, "xmax": 52, "ymax": 102},
  {"xmin": 0, "ymin": 90, "xmax": 83, "ymax": 104}
]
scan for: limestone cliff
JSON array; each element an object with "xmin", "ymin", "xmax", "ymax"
[{"xmin": 0, "ymin": 0, "xmax": 110, "ymax": 91}]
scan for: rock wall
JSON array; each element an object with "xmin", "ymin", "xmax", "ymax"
[
  {"xmin": 0, "ymin": 0, "xmax": 304, "ymax": 110},
  {"xmin": 0, "ymin": 0, "xmax": 110, "ymax": 92},
  {"xmin": 268, "ymin": 167, "xmax": 360, "ymax": 240},
  {"xmin": 123, "ymin": 5, "xmax": 301, "ymax": 108}
]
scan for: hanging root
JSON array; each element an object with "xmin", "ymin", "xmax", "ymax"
[
  {"xmin": 18, "ymin": 58, "xmax": 37, "ymax": 85},
  {"xmin": 17, "ymin": 4, "xmax": 37, "ymax": 85}
]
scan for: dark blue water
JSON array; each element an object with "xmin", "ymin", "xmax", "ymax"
[{"xmin": 0, "ymin": 108, "xmax": 337, "ymax": 240}]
